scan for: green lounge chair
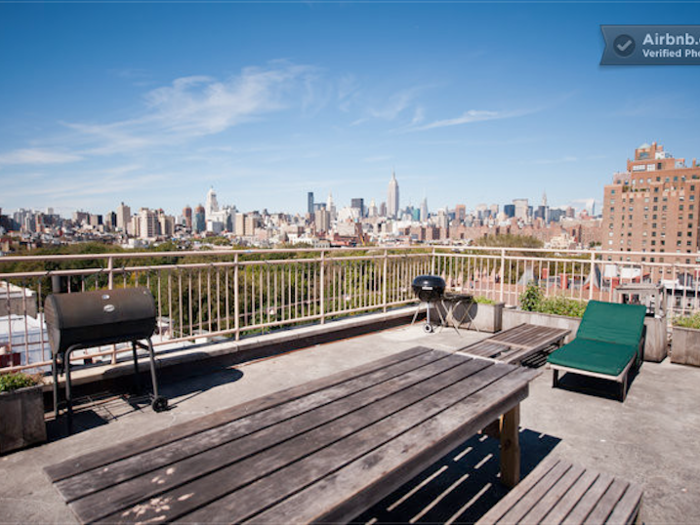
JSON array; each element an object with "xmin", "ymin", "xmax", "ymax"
[{"xmin": 547, "ymin": 300, "xmax": 646, "ymax": 401}]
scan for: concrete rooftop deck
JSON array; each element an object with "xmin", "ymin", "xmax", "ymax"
[{"xmin": 2, "ymin": 322, "xmax": 700, "ymax": 524}]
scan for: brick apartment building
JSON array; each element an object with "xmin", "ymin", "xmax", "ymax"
[{"xmin": 603, "ymin": 142, "xmax": 700, "ymax": 263}]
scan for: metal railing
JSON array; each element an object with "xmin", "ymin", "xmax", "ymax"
[{"xmin": 2, "ymin": 245, "xmax": 699, "ymax": 372}]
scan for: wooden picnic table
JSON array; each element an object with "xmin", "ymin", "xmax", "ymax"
[
  {"xmin": 459, "ymin": 323, "xmax": 570, "ymax": 365},
  {"xmin": 45, "ymin": 347, "xmax": 540, "ymax": 525}
]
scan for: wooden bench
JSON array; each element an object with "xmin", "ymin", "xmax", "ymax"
[
  {"xmin": 459, "ymin": 323, "xmax": 570, "ymax": 365},
  {"xmin": 476, "ymin": 456, "xmax": 643, "ymax": 524}
]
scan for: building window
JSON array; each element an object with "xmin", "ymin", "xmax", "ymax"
[
  {"xmin": 652, "ymin": 240, "xmax": 656, "ymax": 245},
  {"xmin": 680, "ymin": 205, "xmax": 684, "ymax": 210}
]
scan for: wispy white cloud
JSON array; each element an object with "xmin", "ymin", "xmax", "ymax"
[
  {"xmin": 337, "ymin": 74, "xmax": 360, "ymax": 113},
  {"xmin": 351, "ymin": 86, "xmax": 426, "ymax": 126},
  {"xmin": 0, "ymin": 148, "xmax": 83, "ymax": 166},
  {"xmin": 2, "ymin": 170, "xmax": 166, "ymax": 200},
  {"xmin": 61, "ymin": 62, "xmax": 321, "ymax": 156},
  {"xmin": 407, "ymin": 108, "xmax": 537, "ymax": 132}
]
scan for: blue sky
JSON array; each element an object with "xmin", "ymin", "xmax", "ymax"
[{"xmin": 1, "ymin": 2, "xmax": 700, "ymax": 218}]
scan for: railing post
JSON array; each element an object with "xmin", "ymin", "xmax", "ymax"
[
  {"xmin": 588, "ymin": 251, "xmax": 595, "ymax": 301},
  {"xmin": 234, "ymin": 253, "xmax": 240, "ymax": 341},
  {"xmin": 500, "ymin": 248, "xmax": 505, "ymax": 303},
  {"xmin": 106, "ymin": 256, "xmax": 117, "ymax": 364},
  {"xmin": 320, "ymin": 250, "xmax": 326, "ymax": 324},
  {"xmin": 107, "ymin": 256, "xmax": 114, "ymax": 290},
  {"xmin": 431, "ymin": 248, "xmax": 436, "ymax": 275},
  {"xmin": 382, "ymin": 249, "xmax": 388, "ymax": 312}
]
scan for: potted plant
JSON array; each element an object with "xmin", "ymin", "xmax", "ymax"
[
  {"xmin": 0, "ymin": 372, "xmax": 47, "ymax": 454},
  {"xmin": 670, "ymin": 313, "xmax": 700, "ymax": 367},
  {"xmin": 501, "ymin": 284, "xmax": 583, "ymax": 343},
  {"xmin": 461, "ymin": 296, "xmax": 504, "ymax": 333}
]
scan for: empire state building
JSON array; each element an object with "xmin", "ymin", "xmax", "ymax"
[{"xmin": 387, "ymin": 171, "xmax": 399, "ymax": 219}]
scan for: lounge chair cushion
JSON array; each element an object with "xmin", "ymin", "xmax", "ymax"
[
  {"xmin": 547, "ymin": 338, "xmax": 638, "ymax": 377},
  {"xmin": 575, "ymin": 300, "xmax": 646, "ymax": 347}
]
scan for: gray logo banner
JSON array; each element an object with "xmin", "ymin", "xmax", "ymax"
[{"xmin": 601, "ymin": 25, "xmax": 700, "ymax": 65}]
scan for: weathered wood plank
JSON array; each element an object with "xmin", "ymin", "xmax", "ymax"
[
  {"xmin": 55, "ymin": 347, "xmax": 452, "ymax": 504},
  {"xmin": 583, "ymin": 478, "xmax": 630, "ymax": 525},
  {"xmin": 474, "ymin": 455, "xmax": 562, "ymax": 524},
  {"xmin": 88, "ymin": 356, "xmax": 507, "ymax": 524},
  {"xmin": 606, "ymin": 484, "xmax": 643, "ymax": 524},
  {"xmin": 69, "ymin": 353, "xmax": 483, "ymax": 523},
  {"xmin": 561, "ymin": 473, "xmax": 614, "ymax": 525},
  {"xmin": 478, "ymin": 458, "xmax": 641, "ymax": 525},
  {"xmin": 459, "ymin": 324, "xmax": 569, "ymax": 365},
  {"xmin": 498, "ymin": 459, "xmax": 573, "ymax": 522},
  {"xmin": 235, "ymin": 372, "xmax": 536, "ymax": 525},
  {"xmin": 45, "ymin": 346, "xmax": 435, "ymax": 483},
  {"xmin": 538, "ymin": 469, "xmax": 601, "ymax": 524},
  {"xmin": 523, "ymin": 462, "xmax": 587, "ymax": 523}
]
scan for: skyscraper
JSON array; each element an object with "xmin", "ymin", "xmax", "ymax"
[
  {"xmin": 351, "ymin": 198, "xmax": 365, "ymax": 217},
  {"xmin": 116, "ymin": 202, "xmax": 131, "ymax": 233},
  {"xmin": 387, "ymin": 171, "xmax": 399, "ymax": 219},
  {"xmin": 327, "ymin": 192, "xmax": 336, "ymax": 220},
  {"xmin": 194, "ymin": 204, "xmax": 206, "ymax": 234},
  {"xmin": 205, "ymin": 187, "xmax": 219, "ymax": 221},
  {"xmin": 307, "ymin": 192, "xmax": 315, "ymax": 216},
  {"xmin": 513, "ymin": 199, "xmax": 529, "ymax": 221},
  {"xmin": 421, "ymin": 198, "xmax": 429, "ymax": 222},
  {"xmin": 183, "ymin": 205, "xmax": 193, "ymax": 230}
]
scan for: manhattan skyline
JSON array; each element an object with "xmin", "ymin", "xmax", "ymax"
[{"xmin": 1, "ymin": 3, "xmax": 700, "ymax": 217}]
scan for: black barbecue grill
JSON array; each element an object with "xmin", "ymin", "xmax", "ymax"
[
  {"xmin": 45, "ymin": 287, "xmax": 168, "ymax": 428},
  {"xmin": 411, "ymin": 275, "xmax": 447, "ymax": 333}
]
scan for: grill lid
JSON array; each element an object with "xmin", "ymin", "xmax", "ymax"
[
  {"xmin": 44, "ymin": 287, "xmax": 156, "ymax": 355},
  {"xmin": 412, "ymin": 275, "xmax": 446, "ymax": 302}
]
